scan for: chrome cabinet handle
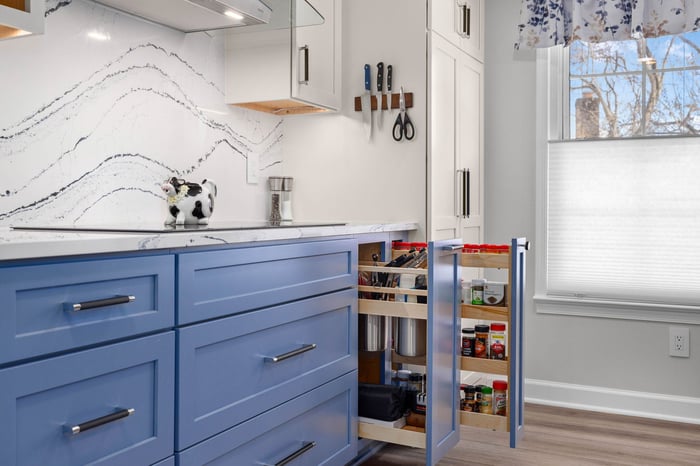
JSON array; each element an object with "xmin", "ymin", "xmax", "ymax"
[
  {"xmin": 457, "ymin": 4, "xmax": 471, "ymax": 38},
  {"xmin": 455, "ymin": 169, "xmax": 464, "ymax": 217},
  {"xmin": 273, "ymin": 441, "xmax": 316, "ymax": 466},
  {"xmin": 299, "ymin": 45, "xmax": 309, "ymax": 84},
  {"xmin": 67, "ymin": 408, "xmax": 135, "ymax": 435},
  {"xmin": 65, "ymin": 295, "xmax": 135, "ymax": 312},
  {"xmin": 264, "ymin": 343, "xmax": 317, "ymax": 363}
]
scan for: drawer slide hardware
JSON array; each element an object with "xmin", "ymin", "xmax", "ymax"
[
  {"xmin": 65, "ymin": 295, "xmax": 136, "ymax": 312},
  {"xmin": 67, "ymin": 407, "xmax": 135, "ymax": 435},
  {"xmin": 263, "ymin": 441, "xmax": 316, "ymax": 466},
  {"xmin": 264, "ymin": 343, "xmax": 317, "ymax": 363}
]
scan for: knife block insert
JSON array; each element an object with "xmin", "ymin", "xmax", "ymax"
[{"xmin": 354, "ymin": 92, "xmax": 414, "ymax": 112}]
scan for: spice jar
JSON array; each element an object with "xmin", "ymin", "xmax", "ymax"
[
  {"xmin": 409, "ymin": 373, "xmax": 423, "ymax": 392},
  {"xmin": 493, "ymin": 380, "xmax": 508, "ymax": 416},
  {"xmin": 267, "ymin": 176, "xmax": 284, "ymax": 223},
  {"xmin": 471, "ymin": 279, "xmax": 485, "ymax": 304},
  {"xmin": 464, "ymin": 385, "xmax": 476, "ymax": 412},
  {"xmin": 480, "ymin": 386, "xmax": 493, "ymax": 414},
  {"xmin": 489, "ymin": 323, "xmax": 507, "ymax": 360},
  {"xmin": 474, "ymin": 324, "xmax": 490, "ymax": 358},
  {"xmin": 461, "ymin": 328, "xmax": 475, "ymax": 357},
  {"xmin": 280, "ymin": 176, "xmax": 294, "ymax": 221},
  {"xmin": 473, "ymin": 385, "xmax": 483, "ymax": 413}
]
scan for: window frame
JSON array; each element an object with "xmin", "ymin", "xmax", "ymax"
[{"xmin": 534, "ymin": 46, "xmax": 700, "ymax": 324}]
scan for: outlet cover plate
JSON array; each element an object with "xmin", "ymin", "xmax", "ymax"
[{"xmin": 669, "ymin": 327, "xmax": 690, "ymax": 358}]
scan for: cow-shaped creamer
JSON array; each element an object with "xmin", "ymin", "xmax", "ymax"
[{"xmin": 161, "ymin": 177, "xmax": 217, "ymax": 225}]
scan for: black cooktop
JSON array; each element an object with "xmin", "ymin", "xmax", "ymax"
[{"xmin": 11, "ymin": 221, "xmax": 347, "ymax": 234}]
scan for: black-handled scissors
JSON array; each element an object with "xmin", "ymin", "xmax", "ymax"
[{"xmin": 392, "ymin": 86, "xmax": 414, "ymax": 141}]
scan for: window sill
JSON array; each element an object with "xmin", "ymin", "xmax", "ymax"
[{"xmin": 534, "ymin": 295, "xmax": 700, "ymax": 324}]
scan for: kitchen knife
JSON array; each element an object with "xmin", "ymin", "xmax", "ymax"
[
  {"xmin": 376, "ymin": 62, "xmax": 384, "ymax": 129},
  {"xmin": 386, "ymin": 65, "xmax": 393, "ymax": 112},
  {"xmin": 362, "ymin": 64, "xmax": 372, "ymax": 140}
]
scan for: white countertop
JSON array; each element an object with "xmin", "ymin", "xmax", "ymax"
[{"xmin": 0, "ymin": 222, "xmax": 419, "ymax": 261}]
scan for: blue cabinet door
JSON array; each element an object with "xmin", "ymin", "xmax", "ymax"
[
  {"xmin": 0, "ymin": 254, "xmax": 175, "ymax": 364},
  {"xmin": 0, "ymin": 332, "xmax": 175, "ymax": 466},
  {"xmin": 178, "ymin": 371, "xmax": 358, "ymax": 466},
  {"xmin": 177, "ymin": 239, "xmax": 357, "ymax": 324},
  {"xmin": 426, "ymin": 239, "xmax": 462, "ymax": 466},
  {"xmin": 177, "ymin": 289, "xmax": 357, "ymax": 450}
]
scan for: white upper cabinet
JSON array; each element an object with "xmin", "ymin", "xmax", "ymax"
[
  {"xmin": 430, "ymin": 0, "xmax": 483, "ymax": 62},
  {"xmin": 0, "ymin": 0, "xmax": 44, "ymax": 40},
  {"xmin": 225, "ymin": 0, "xmax": 341, "ymax": 115}
]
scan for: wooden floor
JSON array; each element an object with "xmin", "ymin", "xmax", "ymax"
[{"xmin": 358, "ymin": 403, "xmax": 700, "ymax": 465}]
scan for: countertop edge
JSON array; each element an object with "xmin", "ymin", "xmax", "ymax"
[{"xmin": 0, "ymin": 222, "xmax": 419, "ymax": 261}]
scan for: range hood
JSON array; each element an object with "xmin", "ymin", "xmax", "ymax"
[{"xmin": 93, "ymin": 0, "xmax": 274, "ymax": 33}]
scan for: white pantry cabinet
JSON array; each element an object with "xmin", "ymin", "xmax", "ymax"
[
  {"xmin": 430, "ymin": 0, "xmax": 484, "ymax": 62},
  {"xmin": 224, "ymin": 0, "xmax": 341, "ymax": 115},
  {"xmin": 428, "ymin": 31, "xmax": 483, "ymax": 245}
]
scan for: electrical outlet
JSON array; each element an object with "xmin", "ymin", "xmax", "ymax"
[{"xmin": 669, "ymin": 327, "xmax": 690, "ymax": 358}]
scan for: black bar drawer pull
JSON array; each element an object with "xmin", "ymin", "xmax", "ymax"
[
  {"xmin": 67, "ymin": 408, "xmax": 135, "ymax": 435},
  {"xmin": 65, "ymin": 295, "xmax": 135, "ymax": 312},
  {"xmin": 273, "ymin": 441, "xmax": 316, "ymax": 466},
  {"xmin": 265, "ymin": 343, "xmax": 317, "ymax": 363}
]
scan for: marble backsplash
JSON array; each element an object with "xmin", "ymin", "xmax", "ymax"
[{"xmin": 0, "ymin": 0, "xmax": 283, "ymax": 227}]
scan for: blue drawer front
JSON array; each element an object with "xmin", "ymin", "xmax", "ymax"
[
  {"xmin": 177, "ymin": 289, "xmax": 357, "ymax": 450},
  {"xmin": 0, "ymin": 254, "xmax": 175, "ymax": 364},
  {"xmin": 177, "ymin": 239, "xmax": 356, "ymax": 324},
  {"xmin": 152, "ymin": 456, "xmax": 175, "ymax": 466},
  {"xmin": 0, "ymin": 332, "xmax": 175, "ymax": 466},
  {"xmin": 178, "ymin": 372, "xmax": 358, "ymax": 466}
]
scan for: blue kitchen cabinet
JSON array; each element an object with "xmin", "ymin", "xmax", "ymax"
[
  {"xmin": 177, "ymin": 289, "xmax": 357, "ymax": 450},
  {"xmin": 0, "ymin": 254, "xmax": 175, "ymax": 365},
  {"xmin": 178, "ymin": 371, "xmax": 358, "ymax": 466},
  {"xmin": 357, "ymin": 239, "xmax": 463, "ymax": 466},
  {"xmin": 0, "ymin": 236, "xmax": 360, "ymax": 465},
  {"xmin": 177, "ymin": 238, "xmax": 357, "ymax": 324},
  {"xmin": 0, "ymin": 332, "xmax": 175, "ymax": 466}
]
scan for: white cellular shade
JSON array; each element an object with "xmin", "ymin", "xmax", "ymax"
[{"xmin": 547, "ymin": 138, "xmax": 700, "ymax": 306}]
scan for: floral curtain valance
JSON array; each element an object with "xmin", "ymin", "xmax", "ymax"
[{"xmin": 515, "ymin": 0, "xmax": 700, "ymax": 49}]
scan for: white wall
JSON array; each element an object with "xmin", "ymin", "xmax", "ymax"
[
  {"xmin": 485, "ymin": 0, "xmax": 700, "ymax": 423},
  {"xmin": 282, "ymin": 0, "xmax": 427, "ymax": 239}
]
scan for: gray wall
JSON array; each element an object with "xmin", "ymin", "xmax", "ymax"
[{"xmin": 484, "ymin": 0, "xmax": 699, "ymax": 420}]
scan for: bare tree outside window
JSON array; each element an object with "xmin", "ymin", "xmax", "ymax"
[{"xmin": 569, "ymin": 32, "xmax": 700, "ymax": 139}]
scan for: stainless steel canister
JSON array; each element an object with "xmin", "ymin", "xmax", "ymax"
[
  {"xmin": 396, "ymin": 317, "xmax": 427, "ymax": 357},
  {"xmin": 359, "ymin": 315, "xmax": 387, "ymax": 352}
]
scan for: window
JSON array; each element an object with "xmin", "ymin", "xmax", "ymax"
[
  {"xmin": 535, "ymin": 34, "xmax": 700, "ymax": 323},
  {"xmin": 567, "ymin": 33, "xmax": 700, "ymax": 139}
]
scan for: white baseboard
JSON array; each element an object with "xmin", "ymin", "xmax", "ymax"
[{"xmin": 525, "ymin": 378, "xmax": 700, "ymax": 425}]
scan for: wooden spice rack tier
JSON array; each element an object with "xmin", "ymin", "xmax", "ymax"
[
  {"xmin": 358, "ymin": 299, "xmax": 427, "ymax": 319},
  {"xmin": 357, "ymin": 261, "xmax": 428, "ymax": 319},
  {"xmin": 460, "ymin": 253, "xmax": 510, "ymax": 269},
  {"xmin": 460, "ymin": 357, "xmax": 508, "ymax": 376},
  {"xmin": 461, "ymin": 304, "xmax": 509, "ymax": 321},
  {"xmin": 459, "ymin": 411, "xmax": 508, "ymax": 431},
  {"xmin": 358, "ymin": 422, "xmax": 426, "ymax": 449}
]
